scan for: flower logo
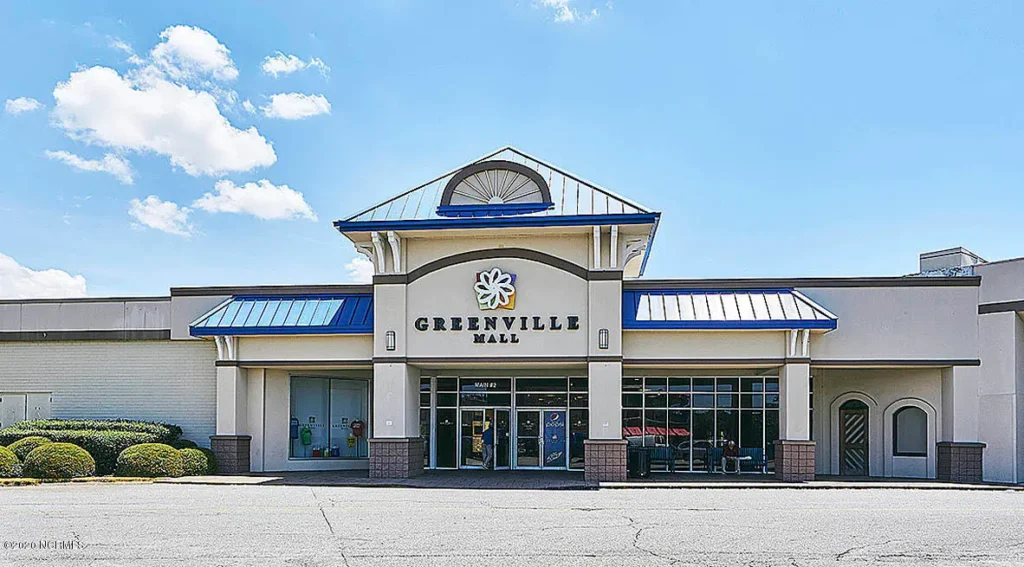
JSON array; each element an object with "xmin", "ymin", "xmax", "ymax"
[{"xmin": 474, "ymin": 268, "xmax": 516, "ymax": 310}]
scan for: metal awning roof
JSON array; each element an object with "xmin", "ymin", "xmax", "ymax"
[
  {"xmin": 189, "ymin": 294, "xmax": 373, "ymax": 336},
  {"xmin": 338, "ymin": 147, "xmax": 655, "ymax": 224},
  {"xmin": 623, "ymin": 289, "xmax": 838, "ymax": 330}
]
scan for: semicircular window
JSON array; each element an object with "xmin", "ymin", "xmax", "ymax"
[{"xmin": 437, "ymin": 160, "xmax": 554, "ymax": 217}]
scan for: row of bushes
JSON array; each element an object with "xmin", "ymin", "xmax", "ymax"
[
  {"xmin": 0, "ymin": 439, "xmax": 216, "ymax": 480},
  {"xmin": 0, "ymin": 420, "xmax": 184, "ymax": 475}
]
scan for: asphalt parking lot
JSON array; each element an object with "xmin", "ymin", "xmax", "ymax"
[{"xmin": 1, "ymin": 483, "xmax": 1023, "ymax": 566}]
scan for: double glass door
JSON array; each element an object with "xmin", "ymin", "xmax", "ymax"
[
  {"xmin": 515, "ymin": 409, "xmax": 567, "ymax": 469},
  {"xmin": 459, "ymin": 408, "xmax": 510, "ymax": 469}
]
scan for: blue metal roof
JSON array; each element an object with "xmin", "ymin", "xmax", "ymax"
[
  {"xmin": 189, "ymin": 294, "xmax": 373, "ymax": 336},
  {"xmin": 623, "ymin": 289, "xmax": 838, "ymax": 331}
]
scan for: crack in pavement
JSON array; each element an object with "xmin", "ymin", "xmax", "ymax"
[
  {"xmin": 311, "ymin": 487, "xmax": 349, "ymax": 567},
  {"xmin": 835, "ymin": 538, "xmax": 895, "ymax": 561},
  {"xmin": 623, "ymin": 514, "xmax": 681, "ymax": 565}
]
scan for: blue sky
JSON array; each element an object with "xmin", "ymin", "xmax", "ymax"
[{"xmin": 1, "ymin": 1, "xmax": 1022, "ymax": 297}]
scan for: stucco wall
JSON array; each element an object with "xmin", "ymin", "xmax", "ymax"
[
  {"xmin": 404, "ymin": 233, "xmax": 591, "ymax": 272},
  {"xmin": 813, "ymin": 367, "xmax": 942, "ymax": 478},
  {"xmin": 800, "ymin": 286, "xmax": 979, "ymax": 361},
  {"xmin": 0, "ymin": 340, "xmax": 217, "ymax": 445},
  {"xmin": 623, "ymin": 330, "xmax": 786, "ymax": 360},
  {"xmin": 0, "ymin": 298, "xmax": 170, "ymax": 333},
  {"xmin": 237, "ymin": 335, "xmax": 373, "ymax": 361}
]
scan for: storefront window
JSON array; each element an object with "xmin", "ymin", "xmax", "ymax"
[
  {"xmin": 623, "ymin": 375, "xmax": 781, "ymax": 473},
  {"xmin": 290, "ymin": 377, "xmax": 369, "ymax": 459}
]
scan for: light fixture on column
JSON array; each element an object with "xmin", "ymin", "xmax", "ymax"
[
  {"xmin": 598, "ymin": 328, "xmax": 609, "ymax": 350},
  {"xmin": 385, "ymin": 330, "xmax": 396, "ymax": 351}
]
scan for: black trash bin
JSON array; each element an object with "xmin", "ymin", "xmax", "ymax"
[{"xmin": 627, "ymin": 445, "xmax": 651, "ymax": 478}]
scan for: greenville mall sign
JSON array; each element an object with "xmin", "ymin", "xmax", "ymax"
[{"xmin": 412, "ymin": 267, "xmax": 580, "ymax": 344}]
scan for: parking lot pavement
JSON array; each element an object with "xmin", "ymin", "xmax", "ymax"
[{"xmin": 2, "ymin": 483, "xmax": 1023, "ymax": 566}]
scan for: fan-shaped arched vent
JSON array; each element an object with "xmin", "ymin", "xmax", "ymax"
[{"xmin": 437, "ymin": 160, "xmax": 553, "ymax": 217}]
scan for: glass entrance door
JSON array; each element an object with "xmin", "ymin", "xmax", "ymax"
[
  {"xmin": 460, "ymin": 408, "xmax": 510, "ymax": 469},
  {"xmin": 515, "ymin": 409, "xmax": 567, "ymax": 469}
]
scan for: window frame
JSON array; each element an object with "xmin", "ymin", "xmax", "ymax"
[{"xmin": 892, "ymin": 405, "xmax": 928, "ymax": 457}]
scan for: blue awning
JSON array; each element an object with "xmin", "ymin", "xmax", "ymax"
[
  {"xmin": 189, "ymin": 294, "xmax": 373, "ymax": 336},
  {"xmin": 623, "ymin": 289, "xmax": 837, "ymax": 330}
]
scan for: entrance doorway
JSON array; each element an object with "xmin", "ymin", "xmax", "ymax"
[
  {"xmin": 515, "ymin": 409, "xmax": 567, "ymax": 469},
  {"xmin": 839, "ymin": 400, "xmax": 869, "ymax": 475},
  {"xmin": 459, "ymin": 408, "xmax": 510, "ymax": 469}
]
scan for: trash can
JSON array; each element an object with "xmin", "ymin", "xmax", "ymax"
[{"xmin": 627, "ymin": 445, "xmax": 651, "ymax": 478}]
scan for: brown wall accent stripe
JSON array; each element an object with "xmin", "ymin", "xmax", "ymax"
[
  {"xmin": 978, "ymin": 300, "xmax": 1024, "ymax": 315},
  {"xmin": 171, "ymin": 284, "xmax": 373, "ymax": 297},
  {"xmin": 625, "ymin": 276, "xmax": 981, "ymax": 290},
  {"xmin": 0, "ymin": 330, "xmax": 171, "ymax": 342},
  {"xmin": 217, "ymin": 359, "xmax": 373, "ymax": 368}
]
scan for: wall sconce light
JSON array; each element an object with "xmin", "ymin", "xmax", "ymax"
[
  {"xmin": 385, "ymin": 330, "xmax": 396, "ymax": 351},
  {"xmin": 598, "ymin": 328, "xmax": 609, "ymax": 350}
]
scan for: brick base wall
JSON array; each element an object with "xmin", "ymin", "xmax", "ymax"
[
  {"xmin": 584, "ymin": 439, "xmax": 627, "ymax": 482},
  {"xmin": 210, "ymin": 435, "xmax": 251, "ymax": 474},
  {"xmin": 937, "ymin": 442, "xmax": 985, "ymax": 483},
  {"xmin": 369, "ymin": 438, "xmax": 424, "ymax": 478},
  {"xmin": 774, "ymin": 440, "xmax": 815, "ymax": 482}
]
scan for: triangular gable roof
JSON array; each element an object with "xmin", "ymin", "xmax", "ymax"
[{"xmin": 340, "ymin": 147, "xmax": 656, "ymax": 223}]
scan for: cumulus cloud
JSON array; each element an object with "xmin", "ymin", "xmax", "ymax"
[
  {"xmin": 539, "ymin": 0, "xmax": 599, "ymax": 23},
  {"xmin": 5, "ymin": 97, "xmax": 42, "ymax": 115},
  {"xmin": 52, "ymin": 66, "xmax": 276, "ymax": 176},
  {"xmin": 44, "ymin": 150, "xmax": 134, "ymax": 184},
  {"xmin": 192, "ymin": 179, "xmax": 316, "ymax": 220},
  {"xmin": 128, "ymin": 195, "xmax": 193, "ymax": 236},
  {"xmin": 150, "ymin": 25, "xmax": 239, "ymax": 82},
  {"xmin": 261, "ymin": 93, "xmax": 331, "ymax": 119},
  {"xmin": 345, "ymin": 256, "xmax": 374, "ymax": 283},
  {"xmin": 0, "ymin": 253, "xmax": 87, "ymax": 299},
  {"xmin": 261, "ymin": 52, "xmax": 330, "ymax": 78}
]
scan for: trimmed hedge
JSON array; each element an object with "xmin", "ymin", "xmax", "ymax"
[
  {"xmin": 8, "ymin": 436, "xmax": 52, "ymax": 461},
  {"xmin": 23, "ymin": 443, "xmax": 96, "ymax": 479},
  {"xmin": 171, "ymin": 439, "xmax": 199, "ymax": 450},
  {"xmin": 179, "ymin": 448, "xmax": 212, "ymax": 476},
  {"xmin": 0, "ymin": 420, "xmax": 182, "ymax": 475},
  {"xmin": 199, "ymin": 448, "xmax": 218, "ymax": 475},
  {"xmin": 116, "ymin": 444, "xmax": 184, "ymax": 478},
  {"xmin": 0, "ymin": 446, "xmax": 18, "ymax": 478}
]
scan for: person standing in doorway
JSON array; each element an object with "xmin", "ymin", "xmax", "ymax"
[{"xmin": 482, "ymin": 423, "xmax": 494, "ymax": 469}]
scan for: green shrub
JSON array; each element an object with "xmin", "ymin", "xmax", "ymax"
[
  {"xmin": 8, "ymin": 436, "xmax": 52, "ymax": 461},
  {"xmin": 116, "ymin": 444, "xmax": 184, "ymax": 478},
  {"xmin": 171, "ymin": 439, "xmax": 199, "ymax": 450},
  {"xmin": 0, "ymin": 446, "xmax": 18, "ymax": 478},
  {"xmin": 22, "ymin": 443, "xmax": 96, "ymax": 479},
  {"xmin": 179, "ymin": 448, "xmax": 212, "ymax": 476},
  {"xmin": 199, "ymin": 448, "xmax": 218, "ymax": 475},
  {"xmin": 0, "ymin": 420, "xmax": 182, "ymax": 475}
]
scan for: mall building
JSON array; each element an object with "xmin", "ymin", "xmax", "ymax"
[{"xmin": 2, "ymin": 147, "xmax": 1023, "ymax": 483}]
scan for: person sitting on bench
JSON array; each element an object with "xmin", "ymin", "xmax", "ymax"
[{"xmin": 721, "ymin": 440, "xmax": 740, "ymax": 473}]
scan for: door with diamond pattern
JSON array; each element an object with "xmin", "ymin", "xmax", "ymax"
[{"xmin": 839, "ymin": 400, "xmax": 869, "ymax": 476}]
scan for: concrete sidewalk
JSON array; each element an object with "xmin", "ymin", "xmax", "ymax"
[{"xmin": 157, "ymin": 470, "xmax": 1023, "ymax": 491}]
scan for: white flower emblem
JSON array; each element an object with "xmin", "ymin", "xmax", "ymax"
[{"xmin": 474, "ymin": 268, "xmax": 516, "ymax": 310}]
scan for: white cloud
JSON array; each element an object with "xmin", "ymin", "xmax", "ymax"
[
  {"xmin": 5, "ymin": 97, "xmax": 42, "ymax": 115},
  {"xmin": 150, "ymin": 25, "xmax": 238, "ymax": 82},
  {"xmin": 0, "ymin": 252, "xmax": 87, "ymax": 299},
  {"xmin": 261, "ymin": 52, "xmax": 330, "ymax": 78},
  {"xmin": 192, "ymin": 179, "xmax": 317, "ymax": 221},
  {"xmin": 52, "ymin": 66, "xmax": 276, "ymax": 176},
  {"xmin": 128, "ymin": 195, "xmax": 193, "ymax": 236},
  {"xmin": 261, "ymin": 93, "xmax": 331, "ymax": 120},
  {"xmin": 241, "ymin": 99, "xmax": 256, "ymax": 114},
  {"xmin": 109, "ymin": 37, "xmax": 134, "ymax": 54},
  {"xmin": 538, "ymin": 0, "xmax": 599, "ymax": 23},
  {"xmin": 44, "ymin": 150, "xmax": 134, "ymax": 184},
  {"xmin": 345, "ymin": 256, "xmax": 374, "ymax": 284}
]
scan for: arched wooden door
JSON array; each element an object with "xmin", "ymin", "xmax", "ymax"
[{"xmin": 839, "ymin": 400, "xmax": 869, "ymax": 476}]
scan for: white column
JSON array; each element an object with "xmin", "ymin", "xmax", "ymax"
[
  {"xmin": 779, "ymin": 362, "xmax": 811, "ymax": 441},
  {"xmin": 941, "ymin": 366, "xmax": 980, "ymax": 442},
  {"xmin": 588, "ymin": 362, "xmax": 623, "ymax": 439},
  {"xmin": 216, "ymin": 365, "xmax": 248, "ymax": 436},
  {"xmin": 372, "ymin": 362, "xmax": 421, "ymax": 438},
  {"xmin": 246, "ymin": 368, "xmax": 266, "ymax": 472}
]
